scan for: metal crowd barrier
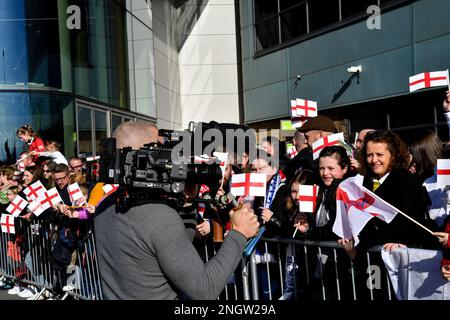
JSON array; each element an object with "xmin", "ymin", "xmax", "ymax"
[
  {"xmin": 0, "ymin": 219, "xmax": 396, "ymax": 301},
  {"xmin": 200, "ymin": 236, "xmax": 395, "ymax": 301},
  {"xmin": 0, "ymin": 217, "xmax": 103, "ymax": 300}
]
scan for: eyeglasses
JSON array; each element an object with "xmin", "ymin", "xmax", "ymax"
[
  {"xmin": 43, "ymin": 170, "xmax": 51, "ymax": 173},
  {"xmin": 70, "ymin": 164, "xmax": 83, "ymax": 169},
  {"xmin": 54, "ymin": 173, "xmax": 69, "ymax": 182}
]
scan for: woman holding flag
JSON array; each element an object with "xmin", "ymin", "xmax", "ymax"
[{"xmin": 357, "ymin": 130, "xmax": 439, "ymax": 252}]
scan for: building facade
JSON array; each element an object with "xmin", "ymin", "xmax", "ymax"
[
  {"xmin": 0, "ymin": 0, "xmax": 241, "ymax": 162},
  {"xmin": 239, "ymin": 0, "xmax": 450, "ymax": 144}
]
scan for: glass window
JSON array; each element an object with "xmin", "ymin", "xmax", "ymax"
[
  {"xmin": 254, "ymin": 0, "xmax": 278, "ymax": 23},
  {"xmin": 280, "ymin": 0, "xmax": 304, "ymax": 11},
  {"xmin": 0, "ymin": 92, "xmax": 74, "ymax": 162},
  {"xmin": 111, "ymin": 114, "xmax": 123, "ymax": 133},
  {"xmin": 70, "ymin": 0, "xmax": 91, "ymax": 67},
  {"xmin": 280, "ymin": 3, "xmax": 307, "ymax": 42},
  {"xmin": 255, "ymin": 17, "xmax": 280, "ymax": 51},
  {"xmin": 308, "ymin": 0, "xmax": 340, "ymax": 32},
  {"xmin": 341, "ymin": 0, "xmax": 379, "ymax": 20},
  {"xmin": 0, "ymin": 0, "xmax": 61, "ymax": 88},
  {"xmin": 94, "ymin": 110, "xmax": 108, "ymax": 155},
  {"xmin": 77, "ymin": 107, "xmax": 93, "ymax": 157}
]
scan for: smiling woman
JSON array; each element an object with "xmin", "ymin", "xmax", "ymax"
[{"xmin": 356, "ymin": 130, "xmax": 440, "ymax": 252}]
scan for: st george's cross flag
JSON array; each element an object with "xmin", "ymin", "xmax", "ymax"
[
  {"xmin": 298, "ymin": 185, "xmax": 319, "ymax": 213},
  {"xmin": 332, "ymin": 175, "xmax": 398, "ymax": 246},
  {"xmin": 437, "ymin": 159, "xmax": 450, "ymax": 187},
  {"xmin": 102, "ymin": 184, "xmax": 119, "ymax": 197},
  {"xmin": 287, "ymin": 144, "xmax": 298, "ymax": 159},
  {"xmin": 312, "ymin": 132, "xmax": 345, "ymax": 160},
  {"xmin": 40, "ymin": 188, "xmax": 62, "ymax": 210},
  {"xmin": 27, "ymin": 199, "xmax": 45, "ymax": 217},
  {"xmin": 290, "ymin": 100, "xmax": 312, "ymax": 129},
  {"xmin": 291, "ymin": 99, "xmax": 318, "ymax": 118},
  {"xmin": 6, "ymin": 195, "xmax": 28, "ymax": 217},
  {"xmin": 23, "ymin": 180, "xmax": 46, "ymax": 201},
  {"xmin": 1, "ymin": 214, "xmax": 15, "ymax": 234},
  {"xmin": 68, "ymin": 183, "xmax": 85, "ymax": 203},
  {"xmin": 230, "ymin": 173, "xmax": 266, "ymax": 197},
  {"xmin": 409, "ymin": 70, "xmax": 449, "ymax": 92}
]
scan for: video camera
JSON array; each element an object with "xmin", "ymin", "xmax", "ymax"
[{"xmin": 86, "ymin": 122, "xmax": 223, "ymax": 209}]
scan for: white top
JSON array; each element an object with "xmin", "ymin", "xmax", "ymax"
[{"xmin": 38, "ymin": 151, "xmax": 69, "ymax": 165}]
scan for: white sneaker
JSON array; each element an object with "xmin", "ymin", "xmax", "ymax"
[
  {"xmin": 17, "ymin": 288, "xmax": 35, "ymax": 298},
  {"xmin": 7, "ymin": 286, "xmax": 21, "ymax": 295}
]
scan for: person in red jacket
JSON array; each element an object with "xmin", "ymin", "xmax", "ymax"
[
  {"xmin": 16, "ymin": 125, "xmax": 45, "ymax": 157},
  {"xmin": 433, "ymin": 223, "xmax": 450, "ymax": 281}
]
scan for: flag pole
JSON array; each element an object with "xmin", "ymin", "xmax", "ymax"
[
  {"xmin": 292, "ymin": 227, "xmax": 298, "ymax": 238},
  {"xmin": 362, "ymin": 186, "xmax": 433, "ymax": 234}
]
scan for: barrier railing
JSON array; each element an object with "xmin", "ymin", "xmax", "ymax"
[{"xmin": 0, "ymin": 221, "xmax": 406, "ymax": 301}]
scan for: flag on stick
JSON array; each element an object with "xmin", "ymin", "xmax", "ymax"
[
  {"xmin": 28, "ymin": 199, "xmax": 45, "ymax": 217},
  {"xmin": 333, "ymin": 175, "xmax": 432, "ymax": 246},
  {"xmin": 298, "ymin": 185, "xmax": 319, "ymax": 213},
  {"xmin": 6, "ymin": 195, "xmax": 28, "ymax": 217},
  {"xmin": 437, "ymin": 159, "xmax": 450, "ymax": 187},
  {"xmin": 68, "ymin": 183, "xmax": 85, "ymax": 203},
  {"xmin": 230, "ymin": 173, "xmax": 266, "ymax": 197},
  {"xmin": 40, "ymin": 188, "xmax": 62, "ymax": 210},
  {"xmin": 312, "ymin": 132, "xmax": 345, "ymax": 160},
  {"xmin": 409, "ymin": 70, "xmax": 449, "ymax": 92},
  {"xmin": 23, "ymin": 180, "xmax": 46, "ymax": 201},
  {"xmin": 0, "ymin": 214, "xmax": 15, "ymax": 234}
]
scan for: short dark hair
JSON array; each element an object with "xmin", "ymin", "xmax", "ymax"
[
  {"xmin": 54, "ymin": 163, "xmax": 70, "ymax": 175},
  {"xmin": 318, "ymin": 146, "xmax": 350, "ymax": 170}
]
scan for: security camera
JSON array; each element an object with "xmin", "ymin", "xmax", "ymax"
[{"xmin": 347, "ymin": 66, "xmax": 362, "ymax": 73}]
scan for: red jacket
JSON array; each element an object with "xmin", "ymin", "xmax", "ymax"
[
  {"xmin": 28, "ymin": 136, "xmax": 45, "ymax": 153},
  {"xmin": 442, "ymin": 218, "xmax": 450, "ymax": 267}
]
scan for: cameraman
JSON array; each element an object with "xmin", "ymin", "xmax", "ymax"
[{"xmin": 94, "ymin": 121, "xmax": 259, "ymax": 300}]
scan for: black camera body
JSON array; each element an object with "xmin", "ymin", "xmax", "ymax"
[{"xmin": 87, "ymin": 125, "xmax": 222, "ymax": 208}]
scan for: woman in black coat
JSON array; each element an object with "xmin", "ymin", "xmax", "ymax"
[{"xmin": 356, "ymin": 130, "xmax": 439, "ymax": 252}]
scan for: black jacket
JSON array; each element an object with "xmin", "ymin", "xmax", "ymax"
[
  {"xmin": 284, "ymin": 147, "xmax": 314, "ymax": 182},
  {"xmin": 357, "ymin": 168, "xmax": 440, "ymax": 250}
]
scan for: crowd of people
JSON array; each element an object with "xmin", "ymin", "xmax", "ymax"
[{"xmin": 0, "ymin": 93, "xmax": 450, "ymax": 301}]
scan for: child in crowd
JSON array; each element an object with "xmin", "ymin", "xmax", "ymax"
[{"xmin": 16, "ymin": 125, "xmax": 45, "ymax": 158}]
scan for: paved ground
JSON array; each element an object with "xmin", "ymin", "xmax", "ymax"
[{"xmin": 0, "ymin": 288, "xmax": 25, "ymax": 300}]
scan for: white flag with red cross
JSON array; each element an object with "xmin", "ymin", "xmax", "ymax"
[
  {"xmin": 437, "ymin": 159, "xmax": 450, "ymax": 187},
  {"xmin": 287, "ymin": 144, "xmax": 298, "ymax": 159},
  {"xmin": 40, "ymin": 188, "xmax": 62, "ymax": 210},
  {"xmin": 292, "ymin": 98, "xmax": 318, "ymax": 118},
  {"xmin": 312, "ymin": 132, "xmax": 345, "ymax": 160},
  {"xmin": 23, "ymin": 180, "xmax": 46, "ymax": 202},
  {"xmin": 333, "ymin": 175, "xmax": 398, "ymax": 246},
  {"xmin": 230, "ymin": 173, "xmax": 266, "ymax": 197},
  {"xmin": 298, "ymin": 185, "xmax": 319, "ymax": 213},
  {"xmin": 103, "ymin": 184, "xmax": 119, "ymax": 197},
  {"xmin": 68, "ymin": 183, "xmax": 85, "ymax": 203},
  {"xmin": 6, "ymin": 195, "xmax": 28, "ymax": 217},
  {"xmin": 27, "ymin": 199, "xmax": 45, "ymax": 217},
  {"xmin": 213, "ymin": 152, "xmax": 228, "ymax": 177},
  {"xmin": 1, "ymin": 214, "xmax": 15, "ymax": 234},
  {"xmin": 409, "ymin": 70, "xmax": 449, "ymax": 92}
]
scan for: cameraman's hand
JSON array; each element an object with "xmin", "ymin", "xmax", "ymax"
[{"xmin": 229, "ymin": 203, "xmax": 259, "ymax": 239}]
